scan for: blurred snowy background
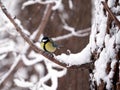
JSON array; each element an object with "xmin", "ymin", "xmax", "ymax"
[
  {"xmin": 0, "ymin": 0, "xmax": 91, "ymax": 90},
  {"xmin": 1, "ymin": 0, "xmax": 120, "ymax": 90}
]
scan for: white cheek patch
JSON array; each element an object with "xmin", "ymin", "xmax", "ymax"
[{"xmin": 42, "ymin": 39, "xmax": 47, "ymax": 42}]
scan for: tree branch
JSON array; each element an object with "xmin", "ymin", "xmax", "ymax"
[
  {"xmin": 0, "ymin": 1, "xmax": 92, "ymax": 70},
  {"xmin": 102, "ymin": 1, "xmax": 120, "ymax": 29}
]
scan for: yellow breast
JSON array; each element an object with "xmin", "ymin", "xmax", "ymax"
[
  {"xmin": 40, "ymin": 42, "xmax": 56, "ymax": 53},
  {"xmin": 40, "ymin": 42, "xmax": 44, "ymax": 50},
  {"xmin": 45, "ymin": 42, "xmax": 56, "ymax": 53}
]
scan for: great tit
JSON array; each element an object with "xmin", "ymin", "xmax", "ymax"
[{"xmin": 40, "ymin": 36, "xmax": 59, "ymax": 53}]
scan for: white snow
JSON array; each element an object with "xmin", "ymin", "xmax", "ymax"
[
  {"xmin": 14, "ymin": 79, "xmax": 34, "ymax": 88},
  {"xmin": 15, "ymin": 67, "xmax": 28, "ymax": 80},
  {"xmin": 0, "ymin": 55, "xmax": 21, "ymax": 84},
  {"xmin": 68, "ymin": 0, "xmax": 73, "ymax": 9},
  {"xmin": 33, "ymin": 60, "xmax": 67, "ymax": 90},
  {"xmin": 91, "ymin": 0, "xmax": 120, "ymax": 89},
  {"xmin": 1, "ymin": 0, "xmax": 20, "ymax": 15},
  {"xmin": 94, "ymin": 48, "xmax": 108, "ymax": 84},
  {"xmin": 22, "ymin": 0, "xmax": 39, "ymax": 9},
  {"xmin": 112, "ymin": 6, "xmax": 120, "ymax": 14},
  {"xmin": 14, "ymin": 19, "xmax": 30, "ymax": 36},
  {"xmin": 21, "ymin": 53, "xmax": 43, "ymax": 66},
  {"xmin": 107, "ymin": 0, "xmax": 115, "ymax": 8},
  {"xmin": 56, "ymin": 44, "xmax": 91, "ymax": 66},
  {"xmin": 22, "ymin": 0, "xmax": 64, "ymax": 11},
  {"xmin": 63, "ymin": 25, "xmax": 88, "ymax": 37},
  {"xmin": 52, "ymin": 27, "xmax": 90, "ymax": 41},
  {"xmin": 0, "ymin": 39, "xmax": 15, "ymax": 54},
  {"xmin": 116, "ymin": 30, "xmax": 120, "ymax": 44},
  {"xmin": 34, "ymin": 63, "xmax": 45, "ymax": 78}
]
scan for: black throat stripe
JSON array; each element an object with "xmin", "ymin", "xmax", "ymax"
[{"xmin": 43, "ymin": 41, "xmax": 48, "ymax": 52}]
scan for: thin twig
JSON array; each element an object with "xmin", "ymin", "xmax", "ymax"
[
  {"xmin": 0, "ymin": 58, "xmax": 23, "ymax": 88},
  {"xmin": 53, "ymin": 27, "xmax": 91, "ymax": 41},
  {"xmin": 102, "ymin": 1, "xmax": 120, "ymax": 29}
]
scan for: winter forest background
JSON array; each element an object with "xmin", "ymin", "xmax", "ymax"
[{"xmin": 0, "ymin": 0, "xmax": 120, "ymax": 90}]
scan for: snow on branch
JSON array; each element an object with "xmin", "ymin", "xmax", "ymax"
[
  {"xmin": 57, "ymin": 11, "xmax": 91, "ymax": 41},
  {"xmin": 56, "ymin": 44, "xmax": 92, "ymax": 67},
  {"xmin": 34, "ymin": 61, "xmax": 67, "ymax": 90},
  {"xmin": 22, "ymin": 0, "xmax": 63, "ymax": 10},
  {"xmin": 68, "ymin": 0, "xmax": 73, "ymax": 9},
  {"xmin": 0, "ymin": 0, "xmax": 92, "ymax": 70},
  {"xmin": 63, "ymin": 25, "xmax": 90, "ymax": 37},
  {"xmin": 52, "ymin": 27, "xmax": 90, "ymax": 41},
  {"xmin": 0, "ymin": 55, "xmax": 21, "ymax": 86},
  {"xmin": 102, "ymin": 1, "xmax": 120, "ymax": 29}
]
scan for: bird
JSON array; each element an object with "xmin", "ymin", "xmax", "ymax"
[{"xmin": 40, "ymin": 36, "xmax": 59, "ymax": 53}]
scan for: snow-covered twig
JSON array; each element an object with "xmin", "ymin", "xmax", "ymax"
[
  {"xmin": 0, "ymin": 55, "xmax": 22, "ymax": 87},
  {"xmin": 102, "ymin": 1, "xmax": 120, "ymax": 29},
  {"xmin": 22, "ymin": 0, "xmax": 62, "ymax": 10},
  {"xmin": 68, "ymin": 0, "xmax": 73, "ymax": 9},
  {"xmin": 63, "ymin": 25, "xmax": 90, "ymax": 37},
  {"xmin": 58, "ymin": 11, "xmax": 90, "ymax": 40},
  {"xmin": 35, "ymin": 60, "xmax": 67, "ymax": 90},
  {"xmin": 52, "ymin": 27, "xmax": 91, "ymax": 41}
]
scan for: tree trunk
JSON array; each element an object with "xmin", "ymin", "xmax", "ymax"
[{"xmin": 90, "ymin": 0, "xmax": 120, "ymax": 90}]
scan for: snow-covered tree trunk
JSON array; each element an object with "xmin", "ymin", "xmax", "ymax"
[{"xmin": 90, "ymin": 0, "xmax": 120, "ymax": 89}]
